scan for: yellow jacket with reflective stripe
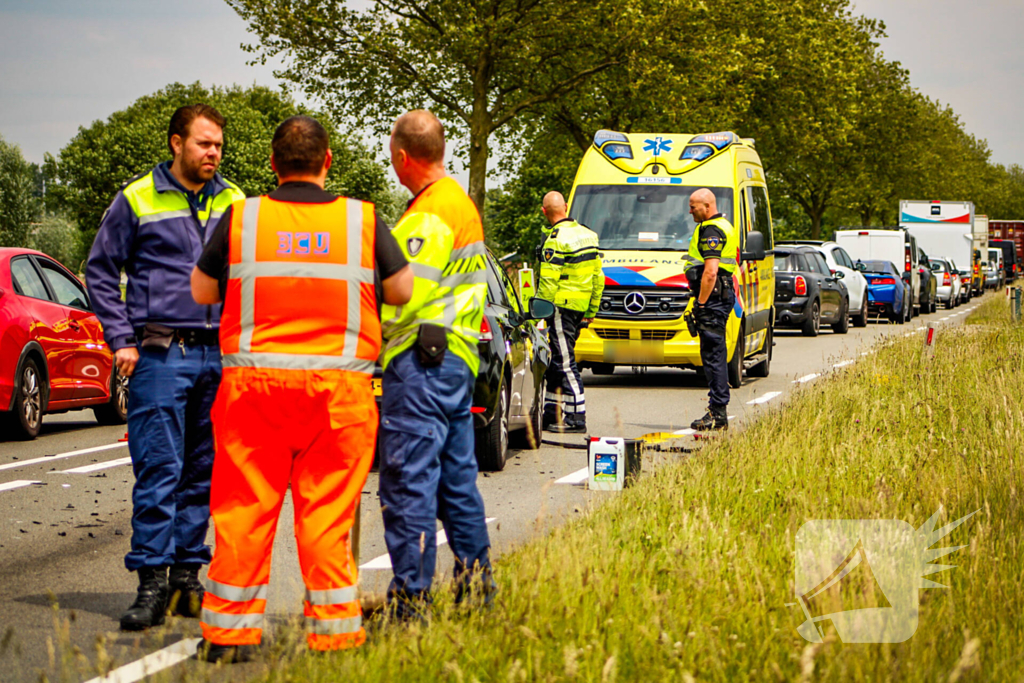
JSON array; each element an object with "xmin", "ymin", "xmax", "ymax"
[
  {"xmin": 380, "ymin": 181, "xmax": 487, "ymax": 376},
  {"xmin": 538, "ymin": 219, "xmax": 604, "ymax": 317},
  {"xmin": 686, "ymin": 215, "xmax": 739, "ymax": 274}
]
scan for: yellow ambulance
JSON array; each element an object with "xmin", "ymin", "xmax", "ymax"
[{"xmin": 567, "ymin": 130, "xmax": 776, "ymax": 384}]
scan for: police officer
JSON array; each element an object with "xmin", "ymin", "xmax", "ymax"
[
  {"xmin": 685, "ymin": 188, "xmax": 739, "ymax": 431},
  {"xmin": 190, "ymin": 115, "xmax": 412, "ymax": 661},
  {"xmin": 378, "ymin": 110, "xmax": 493, "ymax": 619},
  {"xmin": 537, "ymin": 191, "xmax": 603, "ymax": 433},
  {"xmin": 86, "ymin": 104, "xmax": 245, "ymax": 630}
]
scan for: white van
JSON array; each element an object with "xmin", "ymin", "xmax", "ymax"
[
  {"xmin": 834, "ymin": 229, "xmax": 922, "ymax": 317},
  {"xmin": 986, "ymin": 247, "xmax": 1004, "ymax": 289}
]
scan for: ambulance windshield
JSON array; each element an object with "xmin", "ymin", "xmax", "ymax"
[{"xmin": 569, "ymin": 185, "xmax": 734, "ymax": 251}]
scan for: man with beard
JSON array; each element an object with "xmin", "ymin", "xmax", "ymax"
[{"xmin": 86, "ymin": 104, "xmax": 245, "ymax": 630}]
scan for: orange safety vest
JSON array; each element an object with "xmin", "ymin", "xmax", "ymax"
[{"xmin": 219, "ymin": 195, "xmax": 379, "ymax": 374}]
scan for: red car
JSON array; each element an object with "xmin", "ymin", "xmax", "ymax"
[{"xmin": 1, "ymin": 248, "xmax": 127, "ymax": 439}]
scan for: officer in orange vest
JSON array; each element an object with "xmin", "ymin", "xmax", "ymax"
[{"xmin": 189, "ymin": 115, "xmax": 413, "ymax": 662}]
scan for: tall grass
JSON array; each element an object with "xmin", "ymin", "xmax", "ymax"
[{"xmin": 43, "ymin": 296, "xmax": 1023, "ymax": 682}]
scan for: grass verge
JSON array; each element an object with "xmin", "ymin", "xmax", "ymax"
[{"xmin": 259, "ymin": 294, "xmax": 1024, "ymax": 682}]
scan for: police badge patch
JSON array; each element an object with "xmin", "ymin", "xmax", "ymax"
[
  {"xmin": 700, "ymin": 236, "xmax": 723, "ymax": 251},
  {"xmin": 407, "ymin": 236, "xmax": 424, "ymax": 257},
  {"xmin": 543, "ymin": 248, "xmax": 555, "ymax": 262}
]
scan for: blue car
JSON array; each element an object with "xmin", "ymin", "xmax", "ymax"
[{"xmin": 856, "ymin": 259, "xmax": 909, "ymax": 324}]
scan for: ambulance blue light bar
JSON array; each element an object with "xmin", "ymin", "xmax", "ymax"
[
  {"xmin": 688, "ymin": 132, "xmax": 737, "ymax": 150},
  {"xmin": 603, "ymin": 143, "xmax": 633, "ymax": 160},
  {"xmin": 680, "ymin": 145, "xmax": 714, "ymax": 162},
  {"xmin": 593, "ymin": 130, "xmax": 629, "ymax": 147}
]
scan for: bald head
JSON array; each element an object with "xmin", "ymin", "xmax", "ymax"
[
  {"xmin": 541, "ymin": 191, "xmax": 568, "ymax": 226},
  {"xmin": 689, "ymin": 188, "xmax": 718, "ymax": 223},
  {"xmin": 391, "ymin": 110, "xmax": 445, "ymax": 164}
]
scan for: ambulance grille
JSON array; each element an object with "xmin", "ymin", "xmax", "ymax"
[{"xmin": 596, "ymin": 287, "xmax": 690, "ymax": 320}]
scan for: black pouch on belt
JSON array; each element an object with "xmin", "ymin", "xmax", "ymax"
[
  {"xmin": 140, "ymin": 323, "xmax": 175, "ymax": 350},
  {"xmin": 416, "ymin": 323, "xmax": 447, "ymax": 368}
]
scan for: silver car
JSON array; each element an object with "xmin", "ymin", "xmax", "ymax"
[{"xmin": 929, "ymin": 257, "xmax": 961, "ymax": 309}]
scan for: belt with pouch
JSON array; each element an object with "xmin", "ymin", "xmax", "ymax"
[{"xmin": 137, "ymin": 324, "xmax": 219, "ymax": 349}]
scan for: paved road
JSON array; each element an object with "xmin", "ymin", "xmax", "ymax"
[{"xmin": 0, "ymin": 296, "xmax": 989, "ymax": 682}]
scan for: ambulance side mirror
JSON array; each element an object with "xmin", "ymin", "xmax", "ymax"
[
  {"xmin": 742, "ymin": 231, "xmax": 766, "ymax": 262},
  {"xmin": 527, "ymin": 298, "xmax": 556, "ymax": 321}
]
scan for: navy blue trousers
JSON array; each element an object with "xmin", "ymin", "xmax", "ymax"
[
  {"xmin": 698, "ymin": 290, "xmax": 735, "ymax": 408},
  {"xmin": 378, "ymin": 349, "xmax": 492, "ymax": 610},
  {"xmin": 124, "ymin": 342, "xmax": 220, "ymax": 571}
]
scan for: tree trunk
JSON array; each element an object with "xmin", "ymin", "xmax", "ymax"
[
  {"xmin": 860, "ymin": 206, "xmax": 874, "ymax": 226},
  {"xmin": 467, "ymin": 48, "xmax": 493, "ymax": 214},
  {"xmin": 810, "ymin": 211, "xmax": 823, "ymax": 241}
]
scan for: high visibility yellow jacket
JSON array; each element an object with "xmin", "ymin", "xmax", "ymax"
[
  {"xmin": 380, "ymin": 178, "xmax": 487, "ymax": 375},
  {"xmin": 686, "ymin": 214, "xmax": 740, "ymax": 275},
  {"xmin": 538, "ymin": 218, "xmax": 604, "ymax": 317}
]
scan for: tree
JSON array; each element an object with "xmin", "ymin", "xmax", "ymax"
[
  {"xmin": 28, "ymin": 213, "xmax": 85, "ymax": 271},
  {"xmin": 44, "ymin": 82, "xmax": 394, "ymax": 245},
  {"xmin": 0, "ymin": 135, "xmax": 38, "ymax": 248},
  {"xmin": 226, "ymin": 0, "xmax": 636, "ymax": 212}
]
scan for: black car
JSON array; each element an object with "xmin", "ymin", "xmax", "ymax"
[
  {"xmin": 373, "ymin": 249, "xmax": 552, "ymax": 473},
  {"xmin": 916, "ymin": 247, "xmax": 938, "ymax": 314},
  {"xmin": 773, "ymin": 246, "xmax": 849, "ymax": 336}
]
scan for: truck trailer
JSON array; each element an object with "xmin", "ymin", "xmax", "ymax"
[
  {"xmin": 989, "ymin": 220, "xmax": 1023, "ymax": 280},
  {"xmin": 899, "ymin": 200, "xmax": 982, "ymax": 295}
]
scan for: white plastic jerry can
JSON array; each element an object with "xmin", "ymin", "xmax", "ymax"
[{"xmin": 589, "ymin": 437, "xmax": 625, "ymax": 491}]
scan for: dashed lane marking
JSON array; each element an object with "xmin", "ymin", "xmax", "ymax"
[
  {"xmin": 917, "ymin": 326, "xmax": 926, "ymax": 330},
  {"xmin": 940, "ymin": 317, "xmax": 950, "ymax": 321},
  {"xmin": 360, "ymin": 518, "xmax": 497, "ymax": 569},
  {"xmin": 0, "ymin": 442, "xmax": 126, "ymax": 473},
  {"xmin": 833, "ymin": 360, "xmax": 855, "ymax": 368},
  {"xmin": 82, "ymin": 637, "xmax": 199, "ymax": 683},
  {"xmin": 747, "ymin": 391, "xmax": 782, "ymax": 405},
  {"xmin": 0, "ymin": 479, "xmax": 41, "ymax": 493},
  {"xmin": 54, "ymin": 456, "xmax": 133, "ymax": 474},
  {"xmin": 794, "ymin": 373, "xmax": 819, "ymax": 384},
  {"xmin": 554, "ymin": 467, "xmax": 590, "ymax": 485}
]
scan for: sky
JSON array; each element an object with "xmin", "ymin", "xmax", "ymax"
[{"xmin": 1, "ymin": 0, "xmax": 1022, "ymax": 171}]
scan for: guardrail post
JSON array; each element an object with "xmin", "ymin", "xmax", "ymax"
[{"xmin": 1014, "ymin": 288, "xmax": 1023, "ymax": 322}]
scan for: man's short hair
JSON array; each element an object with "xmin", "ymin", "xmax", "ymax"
[
  {"xmin": 167, "ymin": 104, "xmax": 226, "ymax": 155},
  {"xmin": 272, "ymin": 115, "xmax": 330, "ymax": 177},
  {"xmin": 392, "ymin": 110, "xmax": 445, "ymax": 164}
]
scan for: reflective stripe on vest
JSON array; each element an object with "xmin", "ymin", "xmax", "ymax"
[{"xmin": 220, "ymin": 195, "xmax": 379, "ymax": 374}]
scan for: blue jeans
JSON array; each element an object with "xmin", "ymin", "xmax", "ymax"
[
  {"xmin": 124, "ymin": 342, "xmax": 221, "ymax": 571},
  {"xmin": 378, "ymin": 349, "xmax": 492, "ymax": 611}
]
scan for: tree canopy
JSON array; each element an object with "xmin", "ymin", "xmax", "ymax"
[
  {"xmin": 0, "ymin": 135, "xmax": 38, "ymax": 249},
  {"xmin": 43, "ymin": 82, "xmax": 396, "ymax": 245}
]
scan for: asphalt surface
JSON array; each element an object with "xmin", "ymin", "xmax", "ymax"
[{"xmin": 0, "ymin": 294, "xmax": 991, "ymax": 683}]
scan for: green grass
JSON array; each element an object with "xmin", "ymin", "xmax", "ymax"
[{"xmin": 38, "ymin": 296, "xmax": 1024, "ymax": 682}]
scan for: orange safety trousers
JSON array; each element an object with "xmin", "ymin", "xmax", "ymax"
[{"xmin": 200, "ymin": 367, "xmax": 376, "ymax": 651}]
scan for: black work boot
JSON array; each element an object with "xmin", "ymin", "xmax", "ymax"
[
  {"xmin": 548, "ymin": 417, "xmax": 586, "ymax": 434},
  {"xmin": 168, "ymin": 565, "xmax": 205, "ymax": 618},
  {"xmin": 690, "ymin": 405, "xmax": 728, "ymax": 431},
  {"xmin": 120, "ymin": 567, "xmax": 169, "ymax": 631},
  {"xmin": 194, "ymin": 638, "xmax": 257, "ymax": 664}
]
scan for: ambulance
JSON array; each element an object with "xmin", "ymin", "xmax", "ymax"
[{"xmin": 567, "ymin": 130, "xmax": 775, "ymax": 384}]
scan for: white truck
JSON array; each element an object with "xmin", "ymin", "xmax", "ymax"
[
  {"xmin": 899, "ymin": 200, "xmax": 981, "ymax": 295},
  {"xmin": 834, "ymin": 228, "xmax": 922, "ymax": 317}
]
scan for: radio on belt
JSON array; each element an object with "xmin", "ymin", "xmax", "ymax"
[{"xmin": 588, "ymin": 437, "xmax": 643, "ymax": 491}]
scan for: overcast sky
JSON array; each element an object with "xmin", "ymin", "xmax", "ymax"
[{"xmin": 1, "ymin": 0, "xmax": 1022, "ymax": 170}]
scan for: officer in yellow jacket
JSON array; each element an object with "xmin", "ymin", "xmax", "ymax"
[
  {"xmin": 685, "ymin": 188, "xmax": 740, "ymax": 431},
  {"xmin": 537, "ymin": 191, "xmax": 603, "ymax": 433}
]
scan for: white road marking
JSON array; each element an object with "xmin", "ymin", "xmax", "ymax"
[
  {"xmin": 833, "ymin": 360, "xmax": 855, "ymax": 368},
  {"xmin": 554, "ymin": 467, "xmax": 590, "ymax": 485},
  {"xmin": 82, "ymin": 637, "xmax": 199, "ymax": 683},
  {"xmin": 55, "ymin": 456, "xmax": 132, "ymax": 474},
  {"xmin": 747, "ymin": 391, "xmax": 782, "ymax": 405},
  {"xmin": 0, "ymin": 442, "xmax": 126, "ymax": 473},
  {"xmin": 904, "ymin": 333, "xmax": 914, "ymax": 337},
  {"xmin": 672, "ymin": 428, "xmax": 696, "ymax": 436},
  {"xmin": 794, "ymin": 373, "xmax": 819, "ymax": 384},
  {"xmin": 940, "ymin": 317, "xmax": 950, "ymax": 321},
  {"xmin": 917, "ymin": 326, "xmax": 926, "ymax": 331},
  {"xmin": 0, "ymin": 480, "xmax": 41, "ymax": 493},
  {"xmin": 360, "ymin": 518, "xmax": 498, "ymax": 569}
]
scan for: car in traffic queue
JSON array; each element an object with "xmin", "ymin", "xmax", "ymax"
[
  {"xmin": 776, "ymin": 240, "xmax": 868, "ymax": 327},
  {"xmin": 370, "ymin": 247, "xmax": 552, "ymax": 472},
  {"xmin": 566, "ymin": 130, "xmax": 774, "ymax": 388},
  {"xmin": 928, "ymin": 256, "xmax": 962, "ymax": 309},
  {"xmin": 916, "ymin": 247, "xmax": 939, "ymax": 314},
  {"xmin": 856, "ymin": 259, "xmax": 910, "ymax": 324},
  {"xmin": 772, "ymin": 246, "xmax": 850, "ymax": 336},
  {"xmin": 1, "ymin": 248, "xmax": 128, "ymax": 439},
  {"xmin": 984, "ymin": 247, "xmax": 1005, "ymax": 290},
  {"xmin": 835, "ymin": 228, "xmax": 923, "ymax": 317}
]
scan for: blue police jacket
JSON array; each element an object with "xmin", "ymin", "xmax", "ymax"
[{"xmin": 85, "ymin": 162, "xmax": 245, "ymax": 351}]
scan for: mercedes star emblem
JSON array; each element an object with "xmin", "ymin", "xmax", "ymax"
[{"xmin": 624, "ymin": 291, "xmax": 646, "ymax": 314}]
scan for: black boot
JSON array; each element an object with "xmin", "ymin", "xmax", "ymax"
[
  {"xmin": 546, "ymin": 414, "xmax": 587, "ymax": 434},
  {"xmin": 168, "ymin": 565, "xmax": 204, "ymax": 618},
  {"xmin": 194, "ymin": 638, "xmax": 256, "ymax": 664},
  {"xmin": 120, "ymin": 567, "xmax": 169, "ymax": 631},
  {"xmin": 690, "ymin": 405, "xmax": 728, "ymax": 431}
]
